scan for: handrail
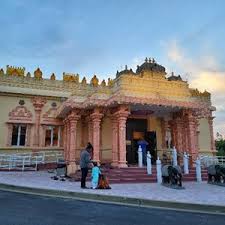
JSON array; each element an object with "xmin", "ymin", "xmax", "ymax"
[{"xmin": 0, "ymin": 150, "xmax": 64, "ymax": 171}]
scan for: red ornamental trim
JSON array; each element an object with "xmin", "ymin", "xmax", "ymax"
[
  {"xmin": 57, "ymin": 94, "xmax": 211, "ymax": 117},
  {"xmin": 8, "ymin": 106, "xmax": 33, "ymax": 122}
]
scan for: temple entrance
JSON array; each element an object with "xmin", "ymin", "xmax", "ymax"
[
  {"xmin": 145, "ymin": 131, "xmax": 157, "ymax": 163},
  {"xmin": 126, "ymin": 118, "xmax": 147, "ymax": 165}
]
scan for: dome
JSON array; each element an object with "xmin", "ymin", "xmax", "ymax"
[
  {"xmin": 136, "ymin": 58, "xmax": 166, "ymax": 74},
  {"xmin": 167, "ymin": 72, "xmax": 183, "ymax": 81},
  {"xmin": 116, "ymin": 65, "xmax": 135, "ymax": 78}
]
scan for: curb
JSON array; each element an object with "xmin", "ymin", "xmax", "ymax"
[{"xmin": 0, "ymin": 183, "xmax": 224, "ymax": 215}]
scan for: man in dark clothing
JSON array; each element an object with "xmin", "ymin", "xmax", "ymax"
[{"xmin": 80, "ymin": 143, "xmax": 93, "ymax": 188}]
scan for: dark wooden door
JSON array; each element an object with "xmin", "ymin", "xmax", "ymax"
[{"xmin": 126, "ymin": 119, "xmax": 147, "ymax": 165}]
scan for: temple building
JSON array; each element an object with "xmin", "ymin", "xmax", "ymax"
[{"xmin": 0, "ymin": 58, "xmax": 216, "ymax": 174}]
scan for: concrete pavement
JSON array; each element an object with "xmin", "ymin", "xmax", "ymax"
[{"xmin": 0, "ymin": 171, "xmax": 225, "ymax": 214}]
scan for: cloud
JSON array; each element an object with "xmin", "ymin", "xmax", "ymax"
[{"xmin": 164, "ymin": 39, "xmax": 225, "ymax": 136}]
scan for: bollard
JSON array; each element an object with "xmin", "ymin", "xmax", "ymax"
[
  {"xmin": 147, "ymin": 151, "xmax": 152, "ymax": 175},
  {"xmin": 138, "ymin": 145, "xmax": 143, "ymax": 168},
  {"xmin": 156, "ymin": 157, "xmax": 162, "ymax": 183},
  {"xmin": 183, "ymin": 152, "xmax": 189, "ymax": 174},
  {"xmin": 196, "ymin": 158, "xmax": 202, "ymax": 182},
  {"xmin": 172, "ymin": 146, "xmax": 178, "ymax": 167}
]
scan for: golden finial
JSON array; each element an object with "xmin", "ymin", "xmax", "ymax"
[
  {"xmin": 91, "ymin": 75, "xmax": 99, "ymax": 87},
  {"xmin": 0, "ymin": 68, "xmax": 4, "ymax": 75},
  {"xmin": 50, "ymin": 73, "xmax": 56, "ymax": 80},
  {"xmin": 81, "ymin": 77, "xmax": 87, "ymax": 85},
  {"xmin": 63, "ymin": 72, "xmax": 79, "ymax": 83},
  {"xmin": 101, "ymin": 79, "xmax": 106, "ymax": 87},
  {"xmin": 26, "ymin": 72, "xmax": 31, "ymax": 78},
  {"xmin": 34, "ymin": 68, "xmax": 43, "ymax": 79},
  {"xmin": 6, "ymin": 65, "xmax": 25, "ymax": 76},
  {"xmin": 107, "ymin": 78, "xmax": 113, "ymax": 87}
]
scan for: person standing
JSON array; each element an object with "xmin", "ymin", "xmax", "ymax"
[
  {"xmin": 91, "ymin": 161, "xmax": 101, "ymax": 189},
  {"xmin": 137, "ymin": 138, "xmax": 149, "ymax": 166},
  {"xmin": 80, "ymin": 143, "xmax": 93, "ymax": 188}
]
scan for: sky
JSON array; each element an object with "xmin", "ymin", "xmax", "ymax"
[{"xmin": 0, "ymin": 0, "xmax": 225, "ymax": 136}]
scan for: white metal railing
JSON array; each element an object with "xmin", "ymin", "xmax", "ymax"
[
  {"xmin": 0, "ymin": 150, "xmax": 64, "ymax": 171},
  {"xmin": 199, "ymin": 155, "xmax": 225, "ymax": 168}
]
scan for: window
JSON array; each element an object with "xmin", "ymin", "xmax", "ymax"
[
  {"xmin": 11, "ymin": 124, "xmax": 27, "ymax": 146},
  {"xmin": 45, "ymin": 126, "xmax": 61, "ymax": 147}
]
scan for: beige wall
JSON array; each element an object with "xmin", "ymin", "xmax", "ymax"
[
  {"xmin": 0, "ymin": 95, "xmax": 35, "ymax": 148},
  {"xmin": 148, "ymin": 116, "xmax": 162, "ymax": 151},
  {"xmin": 198, "ymin": 118, "xmax": 211, "ymax": 154},
  {"xmin": 100, "ymin": 116, "xmax": 112, "ymax": 160},
  {"xmin": 0, "ymin": 94, "xmax": 63, "ymax": 150}
]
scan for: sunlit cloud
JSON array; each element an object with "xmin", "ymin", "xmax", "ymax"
[{"xmin": 165, "ymin": 39, "xmax": 225, "ymax": 135}]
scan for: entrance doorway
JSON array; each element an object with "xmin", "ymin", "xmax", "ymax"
[
  {"xmin": 145, "ymin": 131, "xmax": 157, "ymax": 163},
  {"xmin": 126, "ymin": 118, "xmax": 147, "ymax": 165}
]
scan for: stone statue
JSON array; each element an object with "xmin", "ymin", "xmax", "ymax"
[
  {"xmin": 162, "ymin": 165, "xmax": 182, "ymax": 187},
  {"xmin": 0, "ymin": 68, "xmax": 4, "ymax": 75},
  {"xmin": 81, "ymin": 77, "xmax": 87, "ymax": 85},
  {"xmin": 50, "ymin": 73, "xmax": 56, "ymax": 80},
  {"xmin": 34, "ymin": 68, "xmax": 43, "ymax": 79},
  {"xmin": 208, "ymin": 164, "xmax": 225, "ymax": 185},
  {"xmin": 101, "ymin": 79, "xmax": 106, "ymax": 87},
  {"xmin": 107, "ymin": 78, "xmax": 113, "ymax": 87},
  {"xmin": 91, "ymin": 75, "xmax": 99, "ymax": 87},
  {"xmin": 165, "ymin": 128, "xmax": 172, "ymax": 149}
]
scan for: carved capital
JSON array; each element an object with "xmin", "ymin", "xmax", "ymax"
[{"xmin": 32, "ymin": 97, "xmax": 47, "ymax": 111}]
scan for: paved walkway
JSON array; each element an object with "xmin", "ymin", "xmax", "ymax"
[{"xmin": 0, "ymin": 171, "xmax": 225, "ymax": 206}]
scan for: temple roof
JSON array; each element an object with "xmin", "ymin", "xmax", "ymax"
[
  {"xmin": 116, "ymin": 65, "xmax": 135, "ymax": 78},
  {"xmin": 167, "ymin": 72, "xmax": 183, "ymax": 81},
  {"xmin": 136, "ymin": 57, "xmax": 166, "ymax": 74}
]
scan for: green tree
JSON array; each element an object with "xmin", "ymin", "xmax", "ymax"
[{"xmin": 215, "ymin": 132, "xmax": 225, "ymax": 156}]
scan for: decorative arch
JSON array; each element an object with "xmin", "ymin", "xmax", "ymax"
[
  {"xmin": 7, "ymin": 106, "xmax": 33, "ymax": 147},
  {"xmin": 8, "ymin": 105, "xmax": 33, "ymax": 123}
]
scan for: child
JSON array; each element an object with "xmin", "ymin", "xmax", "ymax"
[{"xmin": 91, "ymin": 162, "xmax": 101, "ymax": 189}]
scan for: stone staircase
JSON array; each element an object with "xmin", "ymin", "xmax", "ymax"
[{"xmin": 71, "ymin": 166, "xmax": 208, "ymax": 184}]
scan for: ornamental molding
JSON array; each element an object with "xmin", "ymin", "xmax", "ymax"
[{"xmin": 8, "ymin": 105, "xmax": 33, "ymax": 123}]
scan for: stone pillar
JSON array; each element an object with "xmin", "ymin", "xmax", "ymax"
[
  {"xmin": 208, "ymin": 116, "xmax": 216, "ymax": 152},
  {"xmin": 186, "ymin": 112, "xmax": 198, "ymax": 161},
  {"xmin": 176, "ymin": 117, "xmax": 184, "ymax": 152},
  {"xmin": 26, "ymin": 124, "xmax": 32, "ymax": 146},
  {"xmin": 32, "ymin": 97, "xmax": 46, "ymax": 147},
  {"xmin": 90, "ymin": 111, "xmax": 103, "ymax": 163},
  {"xmin": 111, "ymin": 118, "xmax": 119, "ymax": 167},
  {"xmin": 117, "ymin": 111, "xmax": 129, "ymax": 168},
  {"xmin": 63, "ymin": 119, "xmax": 68, "ymax": 161},
  {"xmin": 161, "ymin": 118, "xmax": 166, "ymax": 149},
  {"xmin": 87, "ymin": 116, "xmax": 93, "ymax": 144},
  {"xmin": 66, "ymin": 119, "xmax": 70, "ymax": 162},
  {"xmin": 67, "ymin": 111, "xmax": 80, "ymax": 175},
  {"xmin": 6, "ymin": 124, "xmax": 13, "ymax": 146}
]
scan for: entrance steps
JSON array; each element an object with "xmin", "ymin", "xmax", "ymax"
[{"xmin": 71, "ymin": 166, "xmax": 208, "ymax": 184}]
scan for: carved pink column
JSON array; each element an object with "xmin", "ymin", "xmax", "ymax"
[
  {"xmin": 176, "ymin": 118, "xmax": 184, "ymax": 152},
  {"xmin": 66, "ymin": 119, "xmax": 70, "ymax": 162},
  {"xmin": 63, "ymin": 119, "xmax": 68, "ymax": 161},
  {"xmin": 6, "ymin": 124, "xmax": 13, "ymax": 146},
  {"xmin": 90, "ymin": 111, "xmax": 103, "ymax": 163},
  {"xmin": 161, "ymin": 118, "xmax": 166, "ymax": 149},
  {"xmin": 32, "ymin": 97, "xmax": 46, "ymax": 147},
  {"xmin": 208, "ymin": 116, "xmax": 216, "ymax": 152},
  {"xmin": 117, "ymin": 111, "xmax": 129, "ymax": 168},
  {"xmin": 186, "ymin": 112, "xmax": 198, "ymax": 161},
  {"xmin": 25, "ymin": 124, "xmax": 32, "ymax": 146},
  {"xmin": 87, "ymin": 117, "xmax": 93, "ymax": 144},
  {"xmin": 67, "ymin": 111, "xmax": 80, "ymax": 174},
  {"xmin": 111, "ymin": 117, "xmax": 119, "ymax": 167},
  {"xmin": 68, "ymin": 112, "xmax": 80, "ymax": 162},
  {"xmin": 169, "ymin": 121, "xmax": 177, "ymax": 148}
]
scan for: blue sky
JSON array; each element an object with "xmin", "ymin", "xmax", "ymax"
[{"xmin": 0, "ymin": 0, "xmax": 225, "ymax": 135}]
